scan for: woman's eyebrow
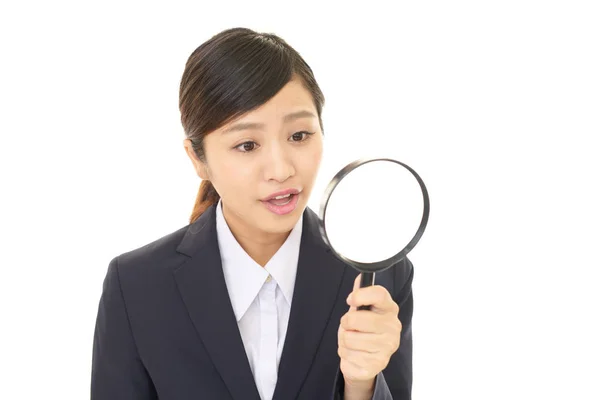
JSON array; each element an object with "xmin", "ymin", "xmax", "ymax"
[
  {"xmin": 283, "ymin": 110, "xmax": 316, "ymax": 122},
  {"xmin": 221, "ymin": 110, "xmax": 316, "ymax": 134}
]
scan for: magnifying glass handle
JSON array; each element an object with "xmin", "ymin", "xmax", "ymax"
[{"xmin": 357, "ymin": 272, "xmax": 375, "ymax": 311}]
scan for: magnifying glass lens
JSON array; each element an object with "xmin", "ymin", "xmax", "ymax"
[{"xmin": 323, "ymin": 160, "xmax": 425, "ymax": 264}]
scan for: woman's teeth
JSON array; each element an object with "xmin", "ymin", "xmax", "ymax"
[{"xmin": 269, "ymin": 193, "xmax": 294, "ymax": 205}]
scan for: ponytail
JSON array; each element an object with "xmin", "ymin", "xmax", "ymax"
[{"xmin": 189, "ymin": 180, "xmax": 220, "ymax": 224}]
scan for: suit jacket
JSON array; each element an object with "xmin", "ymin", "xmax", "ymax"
[{"xmin": 91, "ymin": 204, "xmax": 414, "ymax": 399}]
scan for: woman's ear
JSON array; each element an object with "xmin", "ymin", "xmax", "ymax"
[
  {"xmin": 198, "ymin": 164, "xmax": 209, "ymax": 180},
  {"xmin": 183, "ymin": 139, "xmax": 209, "ymax": 180}
]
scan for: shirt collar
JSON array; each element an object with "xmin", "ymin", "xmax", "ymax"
[{"xmin": 216, "ymin": 199, "xmax": 303, "ymax": 322}]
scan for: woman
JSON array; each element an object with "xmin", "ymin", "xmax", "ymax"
[{"xmin": 91, "ymin": 27, "xmax": 414, "ymax": 400}]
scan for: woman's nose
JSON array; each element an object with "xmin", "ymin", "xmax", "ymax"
[{"xmin": 263, "ymin": 145, "xmax": 294, "ymax": 183}]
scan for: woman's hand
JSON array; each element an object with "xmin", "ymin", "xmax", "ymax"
[{"xmin": 338, "ymin": 274, "xmax": 402, "ymax": 391}]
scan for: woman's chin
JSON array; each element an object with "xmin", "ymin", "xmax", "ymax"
[{"xmin": 256, "ymin": 200, "xmax": 305, "ymax": 233}]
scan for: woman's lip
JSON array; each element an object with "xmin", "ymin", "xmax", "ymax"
[
  {"xmin": 261, "ymin": 192, "xmax": 300, "ymax": 215},
  {"xmin": 261, "ymin": 188, "xmax": 301, "ymax": 201}
]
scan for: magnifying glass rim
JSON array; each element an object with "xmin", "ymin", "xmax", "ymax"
[{"xmin": 317, "ymin": 157, "xmax": 430, "ymax": 273}]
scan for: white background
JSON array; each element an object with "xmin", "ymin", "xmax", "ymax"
[{"xmin": 1, "ymin": 1, "xmax": 599, "ymax": 399}]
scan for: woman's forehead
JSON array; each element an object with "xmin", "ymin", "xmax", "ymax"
[{"xmin": 220, "ymin": 81, "xmax": 318, "ymax": 129}]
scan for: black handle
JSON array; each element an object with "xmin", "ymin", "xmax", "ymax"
[{"xmin": 357, "ymin": 272, "xmax": 375, "ymax": 311}]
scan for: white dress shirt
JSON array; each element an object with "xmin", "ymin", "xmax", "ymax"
[{"xmin": 215, "ymin": 200, "xmax": 303, "ymax": 400}]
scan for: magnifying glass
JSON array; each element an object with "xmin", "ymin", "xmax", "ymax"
[{"xmin": 317, "ymin": 158, "xmax": 430, "ymax": 311}]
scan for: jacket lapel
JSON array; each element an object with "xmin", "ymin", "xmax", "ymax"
[
  {"xmin": 272, "ymin": 208, "xmax": 348, "ymax": 400},
  {"xmin": 172, "ymin": 204, "xmax": 261, "ymax": 400}
]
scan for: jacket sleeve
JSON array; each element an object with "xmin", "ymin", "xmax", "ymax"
[
  {"xmin": 333, "ymin": 258, "xmax": 414, "ymax": 399},
  {"xmin": 91, "ymin": 256, "xmax": 157, "ymax": 399},
  {"xmin": 380, "ymin": 257, "xmax": 414, "ymax": 398}
]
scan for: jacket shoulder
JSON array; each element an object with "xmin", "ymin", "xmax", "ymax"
[{"xmin": 110, "ymin": 223, "xmax": 191, "ymax": 277}]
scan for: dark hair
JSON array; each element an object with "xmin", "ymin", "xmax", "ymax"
[{"xmin": 179, "ymin": 27, "xmax": 325, "ymax": 224}]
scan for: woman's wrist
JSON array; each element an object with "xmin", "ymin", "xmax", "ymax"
[{"xmin": 342, "ymin": 377, "xmax": 376, "ymax": 400}]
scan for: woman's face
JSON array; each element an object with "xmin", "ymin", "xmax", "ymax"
[{"xmin": 185, "ymin": 78, "xmax": 323, "ymax": 236}]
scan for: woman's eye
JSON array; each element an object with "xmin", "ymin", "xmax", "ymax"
[
  {"xmin": 235, "ymin": 141, "xmax": 258, "ymax": 152},
  {"xmin": 290, "ymin": 131, "xmax": 313, "ymax": 142}
]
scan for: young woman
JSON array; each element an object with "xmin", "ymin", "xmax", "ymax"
[{"xmin": 91, "ymin": 27, "xmax": 414, "ymax": 400}]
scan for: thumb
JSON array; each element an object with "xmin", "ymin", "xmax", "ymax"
[
  {"xmin": 353, "ymin": 274, "xmax": 361, "ymax": 292},
  {"xmin": 347, "ymin": 274, "xmax": 361, "ymax": 311}
]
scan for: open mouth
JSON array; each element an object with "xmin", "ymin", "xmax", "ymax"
[{"xmin": 260, "ymin": 192, "xmax": 301, "ymax": 215}]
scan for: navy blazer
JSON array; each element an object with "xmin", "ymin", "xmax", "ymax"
[{"xmin": 91, "ymin": 204, "xmax": 414, "ymax": 399}]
